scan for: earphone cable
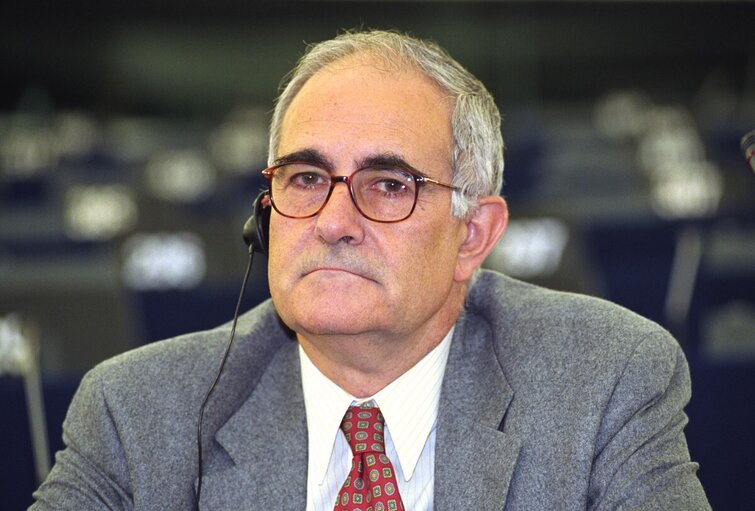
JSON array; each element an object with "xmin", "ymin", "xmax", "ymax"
[{"xmin": 194, "ymin": 245, "xmax": 255, "ymax": 509}]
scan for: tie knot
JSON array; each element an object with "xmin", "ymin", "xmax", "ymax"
[{"xmin": 340, "ymin": 405, "xmax": 386, "ymax": 455}]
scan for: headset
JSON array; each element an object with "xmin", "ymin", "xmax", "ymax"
[
  {"xmin": 195, "ymin": 190, "xmax": 270, "ymax": 509},
  {"xmin": 242, "ymin": 191, "xmax": 271, "ymax": 255}
]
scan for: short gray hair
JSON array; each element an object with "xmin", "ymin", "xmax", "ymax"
[{"xmin": 268, "ymin": 30, "xmax": 504, "ymax": 218}]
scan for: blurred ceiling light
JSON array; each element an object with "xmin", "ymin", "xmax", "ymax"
[
  {"xmin": 593, "ymin": 90, "xmax": 652, "ymax": 141},
  {"xmin": 638, "ymin": 126, "xmax": 706, "ymax": 176},
  {"xmin": 53, "ymin": 111, "xmax": 99, "ymax": 161},
  {"xmin": 64, "ymin": 184, "xmax": 138, "ymax": 241},
  {"xmin": 209, "ymin": 107, "xmax": 268, "ymax": 173},
  {"xmin": 105, "ymin": 117, "xmax": 171, "ymax": 164},
  {"xmin": 644, "ymin": 105, "xmax": 697, "ymax": 132},
  {"xmin": 145, "ymin": 149, "xmax": 217, "ymax": 203},
  {"xmin": 650, "ymin": 161, "xmax": 723, "ymax": 219},
  {"xmin": 0, "ymin": 126, "xmax": 55, "ymax": 177},
  {"xmin": 0, "ymin": 314, "xmax": 33, "ymax": 376},
  {"xmin": 637, "ymin": 106, "xmax": 705, "ymax": 176},
  {"xmin": 485, "ymin": 218, "xmax": 569, "ymax": 279},
  {"xmin": 121, "ymin": 231, "xmax": 206, "ymax": 290}
]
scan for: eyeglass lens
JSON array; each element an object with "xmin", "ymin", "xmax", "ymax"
[{"xmin": 269, "ymin": 163, "xmax": 418, "ymax": 221}]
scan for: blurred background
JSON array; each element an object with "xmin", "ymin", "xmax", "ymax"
[{"xmin": 1, "ymin": 0, "xmax": 753, "ymax": 508}]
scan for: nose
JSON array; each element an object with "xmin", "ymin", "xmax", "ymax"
[{"xmin": 314, "ymin": 179, "xmax": 365, "ymax": 245}]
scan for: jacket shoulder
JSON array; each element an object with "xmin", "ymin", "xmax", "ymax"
[
  {"xmin": 466, "ymin": 270, "xmax": 681, "ymax": 385},
  {"xmin": 92, "ymin": 300, "xmax": 281, "ymax": 381},
  {"xmin": 469, "ymin": 270, "xmax": 675, "ymax": 349},
  {"xmin": 37, "ymin": 300, "xmax": 293, "ymax": 509}
]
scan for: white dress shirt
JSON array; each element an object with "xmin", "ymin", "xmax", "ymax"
[{"xmin": 300, "ymin": 327, "xmax": 454, "ymax": 511}]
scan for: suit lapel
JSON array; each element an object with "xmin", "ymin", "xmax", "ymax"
[
  {"xmin": 200, "ymin": 341, "xmax": 308, "ymax": 510},
  {"xmin": 434, "ymin": 310, "xmax": 521, "ymax": 511},
  {"xmin": 195, "ymin": 300, "xmax": 520, "ymax": 509}
]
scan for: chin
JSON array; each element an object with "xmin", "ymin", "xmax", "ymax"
[
  {"xmin": 270, "ymin": 271, "xmax": 391, "ymax": 333},
  {"xmin": 276, "ymin": 296, "xmax": 386, "ymax": 337},
  {"xmin": 291, "ymin": 313, "xmax": 383, "ymax": 338}
]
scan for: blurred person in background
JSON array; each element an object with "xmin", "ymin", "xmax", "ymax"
[{"xmin": 31, "ymin": 30, "xmax": 709, "ymax": 510}]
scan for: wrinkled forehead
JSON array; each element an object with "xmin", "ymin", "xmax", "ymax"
[{"xmin": 276, "ymin": 54, "xmax": 454, "ymax": 171}]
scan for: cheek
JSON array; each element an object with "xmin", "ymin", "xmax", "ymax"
[
  {"xmin": 267, "ymin": 218, "xmax": 302, "ymax": 287},
  {"xmin": 390, "ymin": 223, "xmax": 459, "ymax": 288}
]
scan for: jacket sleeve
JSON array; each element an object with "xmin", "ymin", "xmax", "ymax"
[
  {"xmin": 588, "ymin": 331, "xmax": 711, "ymax": 510},
  {"xmin": 30, "ymin": 367, "xmax": 134, "ymax": 510}
]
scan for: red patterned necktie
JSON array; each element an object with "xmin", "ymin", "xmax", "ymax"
[{"xmin": 333, "ymin": 405, "xmax": 405, "ymax": 511}]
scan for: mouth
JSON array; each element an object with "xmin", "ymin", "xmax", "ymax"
[
  {"xmin": 301, "ymin": 264, "xmax": 378, "ymax": 283},
  {"xmin": 305, "ymin": 267, "xmax": 367, "ymax": 279}
]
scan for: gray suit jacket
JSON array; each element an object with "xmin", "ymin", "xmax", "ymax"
[{"xmin": 31, "ymin": 271, "xmax": 710, "ymax": 510}]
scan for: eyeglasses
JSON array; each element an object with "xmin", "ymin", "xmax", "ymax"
[{"xmin": 262, "ymin": 161, "xmax": 460, "ymax": 223}]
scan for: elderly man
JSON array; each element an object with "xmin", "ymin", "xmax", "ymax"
[{"xmin": 32, "ymin": 30, "xmax": 709, "ymax": 510}]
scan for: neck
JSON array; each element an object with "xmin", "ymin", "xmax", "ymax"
[{"xmin": 297, "ymin": 304, "xmax": 461, "ymax": 398}]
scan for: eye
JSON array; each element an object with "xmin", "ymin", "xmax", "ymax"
[
  {"xmin": 361, "ymin": 169, "xmax": 414, "ymax": 197},
  {"xmin": 374, "ymin": 177, "xmax": 407, "ymax": 194},
  {"xmin": 290, "ymin": 172, "xmax": 327, "ymax": 188},
  {"xmin": 278, "ymin": 164, "xmax": 329, "ymax": 190}
]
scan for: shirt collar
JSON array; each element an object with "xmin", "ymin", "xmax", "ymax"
[{"xmin": 300, "ymin": 327, "xmax": 454, "ymax": 484}]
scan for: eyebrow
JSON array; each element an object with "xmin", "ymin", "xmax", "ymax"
[
  {"xmin": 274, "ymin": 148, "xmax": 427, "ymax": 177},
  {"xmin": 273, "ymin": 149, "xmax": 333, "ymax": 170},
  {"xmin": 357, "ymin": 152, "xmax": 426, "ymax": 177}
]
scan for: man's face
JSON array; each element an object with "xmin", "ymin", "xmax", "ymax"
[{"xmin": 268, "ymin": 56, "xmax": 469, "ymax": 342}]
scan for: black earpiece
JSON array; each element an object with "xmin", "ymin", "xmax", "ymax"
[{"xmin": 243, "ymin": 191, "xmax": 271, "ymax": 254}]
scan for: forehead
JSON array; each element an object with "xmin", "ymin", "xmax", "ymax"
[{"xmin": 277, "ymin": 55, "xmax": 454, "ymax": 171}]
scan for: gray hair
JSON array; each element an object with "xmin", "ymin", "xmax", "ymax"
[{"xmin": 268, "ymin": 30, "xmax": 504, "ymax": 218}]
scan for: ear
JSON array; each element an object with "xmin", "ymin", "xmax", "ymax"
[{"xmin": 454, "ymin": 196, "xmax": 508, "ymax": 282}]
